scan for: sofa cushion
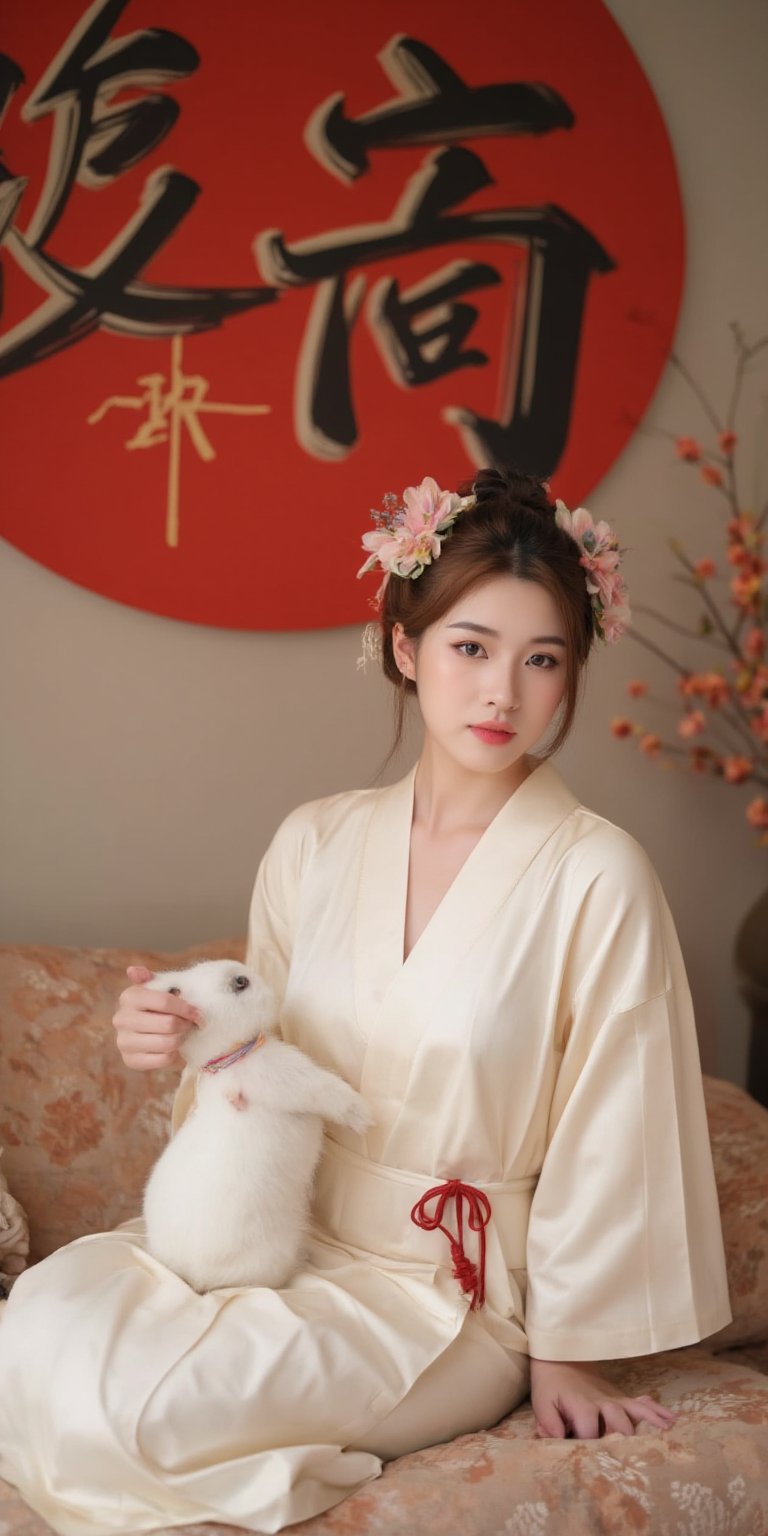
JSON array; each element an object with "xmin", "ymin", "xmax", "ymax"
[
  {"xmin": 0, "ymin": 1343, "xmax": 766, "ymax": 1535},
  {"xmin": 293, "ymin": 1346, "xmax": 768, "ymax": 1536}
]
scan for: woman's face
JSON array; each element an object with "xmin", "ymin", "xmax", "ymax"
[{"xmin": 393, "ymin": 574, "xmax": 568, "ymax": 780}]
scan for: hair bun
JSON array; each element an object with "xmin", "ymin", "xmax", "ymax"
[
  {"xmin": 471, "ymin": 467, "xmax": 508, "ymax": 502},
  {"xmin": 471, "ymin": 466, "xmax": 553, "ymax": 518}
]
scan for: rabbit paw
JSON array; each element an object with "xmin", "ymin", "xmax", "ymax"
[
  {"xmin": 342, "ymin": 1094, "xmax": 374, "ymax": 1135},
  {"xmin": 227, "ymin": 1089, "xmax": 249, "ymax": 1111}
]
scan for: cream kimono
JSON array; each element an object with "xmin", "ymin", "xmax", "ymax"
[{"xmin": 0, "ymin": 763, "xmax": 731, "ymax": 1536}]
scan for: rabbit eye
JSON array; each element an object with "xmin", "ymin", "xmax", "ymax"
[
  {"xmin": 168, "ymin": 986, "xmax": 181, "ymax": 996},
  {"xmin": 231, "ymin": 974, "xmax": 250, "ymax": 993}
]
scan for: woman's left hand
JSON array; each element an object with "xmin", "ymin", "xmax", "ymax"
[{"xmin": 530, "ymin": 1357, "xmax": 678, "ymax": 1439}]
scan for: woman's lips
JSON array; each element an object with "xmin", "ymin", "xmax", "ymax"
[{"xmin": 469, "ymin": 725, "xmax": 516, "ymax": 745}]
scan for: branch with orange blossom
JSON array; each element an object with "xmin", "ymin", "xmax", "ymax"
[{"xmin": 612, "ymin": 325, "xmax": 768, "ymax": 846}]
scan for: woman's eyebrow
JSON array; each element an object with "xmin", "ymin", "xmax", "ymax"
[
  {"xmin": 446, "ymin": 622, "xmax": 566, "ymax": 646},
  {"xmin": 446, "ymin": 622, "xmax": 499, "ymax": 636}
]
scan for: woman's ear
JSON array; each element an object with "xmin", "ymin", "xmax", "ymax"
[{"xmin": 392, "ymin": 623, "xmax": 417, "ymax": 681}]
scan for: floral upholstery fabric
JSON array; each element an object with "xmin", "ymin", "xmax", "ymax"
[
  {"xmin": 1, "ymin": 942, "xmax": 767, "ymax": 1535},
  {"xmin": 0, "ymin": 1347, "xmax": 766, "ymax": 1535},
  {"xmin": 703, "ymin": 1075, "xmax": 768, "ymax": 1348},
  {"xmin": 0, "ymin": 940, "xmax": 244, "ymax": 1261}
]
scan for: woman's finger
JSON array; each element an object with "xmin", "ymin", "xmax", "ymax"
[
  {"xmin": 534, "ymin": 1405, "xmax": 568, "ymax": 1438},
  {"xmin": 599, "ymin": 1402, "xmax": 635, "ymax": 1436},
  {"xmin": 116, "ymin": 1031, "xmax": 189, "ymax": 1057},
  {"xmin": 625, "ymin": 1397, "xmax": 678, "ymax": 1429},
  {"xmin": 113, "ymin": 1008, "xmax": 195, "ymax": 1038},
  {"xmin": 116, "ymin": 985, "xmax": 200, "ymax": 1024},
  {"xmin": 126, "ymin": 965, "xmax": 154, "ymax": 986},
  {"xmin": 634, "ymin": 1395, "xmax": 678, "ymax": 1421},
  {"xmin": 567, "ymin": 1403, "xmax": 600, "ymax": 1439},
  {"xmin": 121, "ymin": 1049, "xmax": 181, "ymax": 1071}
]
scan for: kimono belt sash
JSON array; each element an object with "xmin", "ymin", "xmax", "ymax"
[{"xmin": 312, "ymin": 1137, "xmax": 538, "ymax": 1318}]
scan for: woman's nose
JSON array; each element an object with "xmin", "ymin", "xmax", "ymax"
[{"xmin": 484, "ymin": 670, "xmax": 520, "ymax": 712}]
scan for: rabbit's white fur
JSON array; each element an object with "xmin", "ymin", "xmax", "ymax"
[{"xmin": 142, "ymin": 959, "xmax": 372, "ymax": 1292}]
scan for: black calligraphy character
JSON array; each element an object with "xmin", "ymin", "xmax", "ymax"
[
  {"xmin": 369, "ymin": 259, "xmax": 503, "ymax": 388},
  {"xmin": 305, "ymin": 35, "xmax": 574, "ymax": 182},
  {"xmin": 257, "ymin": 37, "xmax": 613, "ymax": 470},
  {"xmin": 257, "ymin": 138, "xmax": 613, "ymax": 469},
  {"xmin": 0, "ymin": 0, "xmax": 276, "ymax": 380},
  {"xmin": 0, "ymin": 55, "xmax": 26, "ymax": 282}
]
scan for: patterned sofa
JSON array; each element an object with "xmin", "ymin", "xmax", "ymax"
[{"xmin": 1, "ymin": 940, "xmax": 767, "ymax": 1536}]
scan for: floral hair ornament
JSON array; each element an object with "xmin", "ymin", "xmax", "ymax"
[
  {"xmin": 554, "ymin": 499, "xmax": 631, "ymax": 644},
  {"xmin": 357, "ymin": 476, "xmax": 475, "ymax": 602},
  {"xmin": 354, "ymin": 474, "xmax": 630, "ymax": 665},
  {"xmin": 356, "ymin": 476, "xmax": 475, "ymax": 670}
]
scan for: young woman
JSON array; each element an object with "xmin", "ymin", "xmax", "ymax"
[{"xmin": 0, "ymin": 468, "xmax": 730, "ymax": 1535}]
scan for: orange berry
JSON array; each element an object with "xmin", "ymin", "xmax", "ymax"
[
  {"xmin": 639, "ymin": 732, "xmax": 662, "ymax": 756},
  {"xmin": 723, "ymin": 756, "xmax": 753, "ymax": 785},
  {"xmin": 678, "ymin": 710, "xmax": 706, "ymax": 738},
  {"xmin": 746, "ymin": 796, "xmax": 768, "ymax": 831}
]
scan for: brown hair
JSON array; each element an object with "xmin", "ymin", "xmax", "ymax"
[{"xmin": 379, "ymin": 466, "xmax": 596, "ymax": 757}]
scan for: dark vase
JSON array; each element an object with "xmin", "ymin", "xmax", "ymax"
[{"xmin": 734, "ymin": 885, "xmax": 768, "ymax": 1108}]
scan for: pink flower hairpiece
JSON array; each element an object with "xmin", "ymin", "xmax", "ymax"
[
  {"xmin": 355, "ymin": 474, "xmax": 629, "ymax": 645},
  {"xmin": 357, "ymin": 476, "xmax": 475, "ymax": 603},
  {"xmin": 554, "ymin": 499, "xmax": 631, "ymax": 644}
]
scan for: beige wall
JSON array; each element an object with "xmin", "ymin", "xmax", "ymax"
[{"xmin": 3, "ymin": 0, "xmax": 767, "ymax": 1086}]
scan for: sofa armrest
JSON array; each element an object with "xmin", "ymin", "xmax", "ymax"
[{"xmin": 703, "ymin": 1073, "xmax": 768, "ymax": 1348}]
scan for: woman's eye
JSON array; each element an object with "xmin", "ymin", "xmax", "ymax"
[
  {"xmin": 529, "ymin": 653, "xmax": 557, "ymax": 669},
  {"xmin": 456, "ymin": 641, "xmax": 485, "ymax": 658}
]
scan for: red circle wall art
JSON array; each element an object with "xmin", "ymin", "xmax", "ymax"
[{"xmin": 0, "ymin": 0, "xmax": 684, "ymax": 630}]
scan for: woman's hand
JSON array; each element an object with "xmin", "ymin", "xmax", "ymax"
[
  {"xmin": 530, "ymin": 1357, "xmax": 678, "ymax": 1439},
  {"xmin": 112, "ymin": 965, "xmax": 201, "ymax": 1070}
]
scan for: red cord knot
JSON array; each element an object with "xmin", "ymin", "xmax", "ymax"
[{"xmin": 410, "ymin": 1180, "xmax": 491, "ymax": 1309}]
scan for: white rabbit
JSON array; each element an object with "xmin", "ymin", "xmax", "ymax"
[{"xmin": 142, "ymin": 959, "xmax": 372, "ymax": 1292}]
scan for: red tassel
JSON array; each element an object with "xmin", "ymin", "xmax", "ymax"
[{"xmin": 411, "ymin": 1180, "xmax": 491, "ymax": 1309}]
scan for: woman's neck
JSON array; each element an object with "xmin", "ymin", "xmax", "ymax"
[{"xmin": 412, "ymin": 741, "xmax": 533, "ymax": 835}]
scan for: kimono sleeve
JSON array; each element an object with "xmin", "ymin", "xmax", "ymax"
[
  {"xmin": 245, "ymin": 802, "xmax": 314, "ymax": 1003},
  {"xmin": 524, "ymin": 834, "xmax": 732, "ymax": 1361},
  {"xmin": 171, "ymin": 803, "xmax": 312, "ymax": 1135}
]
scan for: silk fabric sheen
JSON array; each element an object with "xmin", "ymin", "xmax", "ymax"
[{"xmin": 0, "ymin": 763, "xmax": 731, "ymax": 1533}]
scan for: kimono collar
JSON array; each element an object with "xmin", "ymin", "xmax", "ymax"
[
  {"xmin": 355, "ymin": 758, "xmax": 580, "ymax": 1009},
  {"xmin": 354, "ymin": 758, "xmax": 581, "ymax": 1156}
]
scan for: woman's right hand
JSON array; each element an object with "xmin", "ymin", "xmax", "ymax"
[{"xmin": 112, "ymin": 965, "xmax": 202, "ymax": 1070}]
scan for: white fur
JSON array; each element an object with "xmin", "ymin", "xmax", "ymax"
[{"xmin": 142, "ymin": 960, "xmax": 372, "ymax": 1292}]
